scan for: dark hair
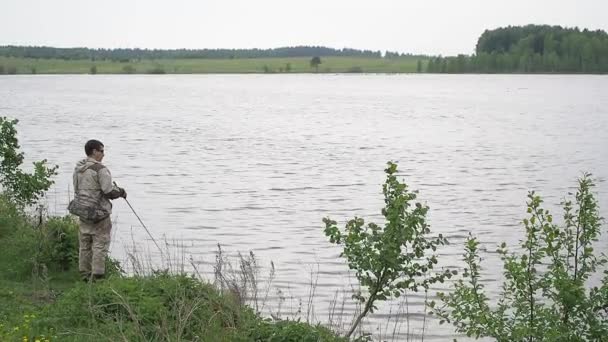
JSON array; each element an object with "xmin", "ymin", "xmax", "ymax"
[{"xmin": 84, "ymin": 139, "xmax": 104, "ymax": 156}]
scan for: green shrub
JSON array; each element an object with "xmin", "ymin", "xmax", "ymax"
[
  {"xmin": 0, "ymin": 197, "xmax": 120, "ymax": 279},
  {"xmin": 147, "ymin": 66, "xmax": 166, "ymax": 74},
  {"xmin": 0, "ymin": 196, "xmax": 40, "ymax": 280},
  {"xmin": 39, "ymin": 216, "xmax": 79, "ymax": 271},
  {"xmin": 0, "ymin": 213, "xmax": 80, "ymax": 280},
  {"xmin": 323, "ymin": 161, "xmax": 454, "ymax": 337},
  {"xmin": 433, "ymin": 174, "xmax": 608, "ymax": 341},
  {"xmin": 346, "ymin": 66, "xmax": 363, "ymax": 73},
  {"xmin": 0, "ymin": 194, "xmax": 24, "ymax": 238},
  {"xmin": 36, "ymin": 215, "xmax": 123, "ymax": 275},
  {"xmin": 0, "ymin": 117, "xmax": 58, "ymax": 207},
  {"xmin": 122, "ymin": 65, "xmax": 136, "ymax": 74},
  {"xmin": 245, "ymin": 318, "xmax": 346, "ymax": 342}
]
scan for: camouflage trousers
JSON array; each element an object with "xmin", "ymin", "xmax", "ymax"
[{"xmin": 78, "ymin": 216, "xmax": 112, "ymax": 276}]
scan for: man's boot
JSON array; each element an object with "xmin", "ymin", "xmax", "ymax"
[
  {"xmin": 92, "ymin": 273, "xmax": 105, "ymax": 282},
  {"xmin": 80, "ymin": 272, "xmax": 91, "ymax": 283}
]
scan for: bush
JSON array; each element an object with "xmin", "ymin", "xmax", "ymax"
[
  {"xmin": 0, "ymin": 197, "xmax": 120, "ymax": 278},
  {"xmin": 0, "ymin": 117, "xmax": 58, "ymax": 207},
  {"xmin": 38, "ymin": 216, "xmax": 79, "ymax": 271},
  {"xmin": 0, "ymin": 194, "xmax": 23, "ymax": 238},
  {"xmin": 35, "ymin": 215, "xmax": 123, "ymax": 275},
  {"xmin": 0, "ymin": 196, "xmax": 36, "ymax": 280},
  {"xmin": 122, "ymin": 65, "xmax": 136, "ymax": 74},
  {"xmin": 433, "ymin": 174, "xmax": 608, "ymax": 341},
  {"xmin": 323, "ymin": 162, "xmax": 454, "ymax": 338},
  {"xmin": 147, "ymin": 66, "xmax": 166, "ymax": 74},
  {"xmin": 246, "ymin": 318, "xmax": 346, "ymax": 342}
]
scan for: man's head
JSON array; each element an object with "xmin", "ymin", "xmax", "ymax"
[{"xmin": 85, "ymin": 139, "xmax": 105, "ymax": 162}]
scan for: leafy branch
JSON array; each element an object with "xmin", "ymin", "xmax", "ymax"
[
  {"xmin": 323, "ymin": 161, "xmax": 454, "ymax": 338},
  {"xmin": 433, "ymin": 174, "xmax": 608, "ymax": 341},
  {"xmin": 0, "ymin": 117, "xmax": 58, "ymax": 207}
]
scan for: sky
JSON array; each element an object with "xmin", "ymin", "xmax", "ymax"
[{"xmin": 1, "ymin": 0, "xmax": 606, "ymax": 56}]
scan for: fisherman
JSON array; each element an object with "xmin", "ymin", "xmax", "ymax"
[{"xmin": 71, "ymin": 139, "xmax": 126, "ymax": 281}]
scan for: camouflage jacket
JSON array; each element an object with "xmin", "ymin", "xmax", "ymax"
[{"xmin": 72, "ymin": 158, "xmax": 122, "ymax": 215}]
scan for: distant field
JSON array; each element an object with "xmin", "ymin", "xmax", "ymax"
[{"xmin": 0, "ymin": 56, "xmax": 427, "ymax": 74}]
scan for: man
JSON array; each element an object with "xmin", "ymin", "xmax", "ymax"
[{"xmin": 72, "ymin": 139, "xmax": 126, "ymax": 281}]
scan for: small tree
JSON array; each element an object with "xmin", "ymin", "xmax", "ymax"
[
  {"xmin": 417, "ymin": 60, "xmax": 423, "ymax": 73},
  {"xmin": 0, "ymin": 117, "xmax": 58, "ymax": 207},
  {"xmin": 89, "ymin": 65, "xmax": 97, "ymax": 74},
  {"xmin": 323, "ymin": 162, "xmax": 454, "ymax": 338},
  {"xmin": 432, "ymin": 174, "xmax": 608, "ymax": 341},
  {"xmin": 310, "ymin": 56, "xmax": 321, "ymax": 72}
]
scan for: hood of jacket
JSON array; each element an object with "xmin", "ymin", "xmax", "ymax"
[{"xmin": 75, "ymin": 158, "xmax": 100, "ymax": 173}]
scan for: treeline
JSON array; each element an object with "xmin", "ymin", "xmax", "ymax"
[
  {"xmin": 427, "ymin": 25, "xmax": 608, "ymax": 73},
  {"xmin": 0, "ymin": 45, "xmax": 391, "ymax": 61}
]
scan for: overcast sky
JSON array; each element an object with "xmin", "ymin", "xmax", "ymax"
[{"xmin": 1, "ymin": 0, "xmax": 606, "ymax": 56}]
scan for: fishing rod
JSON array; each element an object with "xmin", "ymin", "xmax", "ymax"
[{"xmin": 114, "ymin": 182, "xmax": 163, "ymax": 255}]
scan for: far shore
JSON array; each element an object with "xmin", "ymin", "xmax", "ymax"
[
  {"xmin": 1, "ymin": 56, "xmax": 606, "ymax": 75},
  {"xmin": 0, "ymin": 56, "xmax": 424, "ymax": 75}
]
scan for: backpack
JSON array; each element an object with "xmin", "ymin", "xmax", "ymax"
[{"xmin": 68, "ymin": 198, "xmax": 109, "ymax": 223}]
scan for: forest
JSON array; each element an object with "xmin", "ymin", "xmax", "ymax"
[{"xmin": 427, "ymin": 25, "xmax": 608, "ymax": 73}]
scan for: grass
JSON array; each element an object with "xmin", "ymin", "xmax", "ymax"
[
  {"xmin": 0, "ymin": 56, "xmax": 427, "ymax": 74},
  {"xmin": 0, "ymin": 196, "xmax": 346, "ymax": 341}
]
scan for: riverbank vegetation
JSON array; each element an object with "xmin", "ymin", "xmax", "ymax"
[{"xmin": 432, "ymin": 175, "xmax": 608, "ymax": 341}]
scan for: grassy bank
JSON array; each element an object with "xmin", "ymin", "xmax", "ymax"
[
  {"xmin": 0, "ymin": 56, "xmax": 425, "ymax": 74},
  {"xmin": 0, "ymin": 196, "xmax": 345, "ymax": 341}
]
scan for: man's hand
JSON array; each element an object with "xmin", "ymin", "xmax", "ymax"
[{"xmin": 120, "ymin": 188, "xmax": 127, "ymax": 199}]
